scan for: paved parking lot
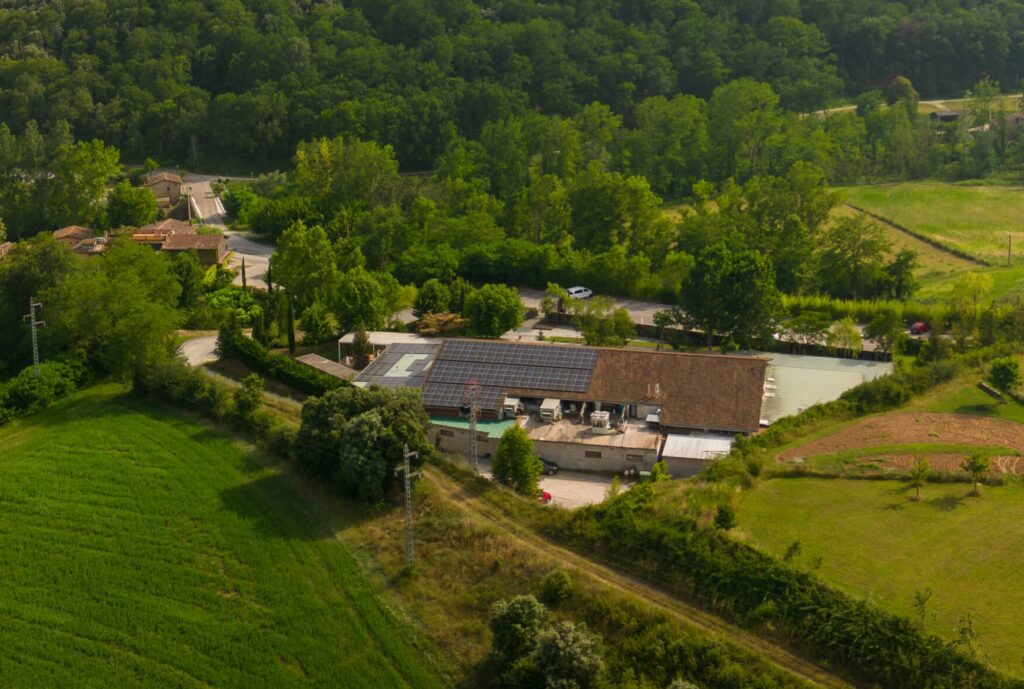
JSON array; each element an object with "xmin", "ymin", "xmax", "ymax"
[{"xmin": 476, "ymin": 460, "xmax": 629, "ymax": 509}]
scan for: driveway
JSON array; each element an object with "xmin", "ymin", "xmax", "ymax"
[
  {"xmin": 477, "ymin": 460, "xmax": 627, "ymax": 509},
  {"xmin": 179, "ymin": 334, "xmax": 219, "ymax": 366},
  {"xmin": 518, "ymin": 287, "xmax": 666, "ymax": 326}
]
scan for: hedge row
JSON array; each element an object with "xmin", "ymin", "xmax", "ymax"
[
  {"xmin": 222, "ymin": 332, "xmax": 345, "ymax": 396},
  {"xmin": 562, "ymin": 485, "xmax": 1022, "ymax": 689},
  {"xmin": 781, "ymin": 293, "xmax": 950, "ymax": 327},
  {"xmin": 133, "ymin": 355, "xmax": 296, "ymax": 458}
]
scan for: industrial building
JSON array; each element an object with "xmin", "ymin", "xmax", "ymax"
[{"xmin": 353, "ymin": 338, "xmax": 769, "ymax": 476}]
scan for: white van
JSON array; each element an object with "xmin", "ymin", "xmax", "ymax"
[{"xmin": 566, "ymin": 286, "xmax": 593, "ymax": 299}]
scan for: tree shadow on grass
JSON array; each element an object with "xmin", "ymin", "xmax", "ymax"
[
  {"xmin": 884, "ymin": 483, "xmax": 913, "ymax": 510},
  {"xmin": 924, "ymin": 491, "xmax": 968, "ymax": 512},
  {"xmin": 953, "ymin": 403, "xmax": 998, "ymax": 417},
  {"xmin": 219, "ymin": 473, "xmax": 322, "ymax": 541}
]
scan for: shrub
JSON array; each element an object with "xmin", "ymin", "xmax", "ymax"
[
  {"xmin": 714, "ymin": 504, "xmax": 736, "ymax": 530},
  {"xmin": 540, "ymin": 567, "xmax": 574, "ymax": 606},
  {"xmin": 233, "ymin": 373, "xmax": 264, "ymax": 419},
  {"xmin": 0, "ymin": 361, "xmax": 81, "ymax": 417}
]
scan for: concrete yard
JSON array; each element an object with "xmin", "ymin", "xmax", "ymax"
[{"xmin": 477, "ymin": 460, "xmax": 627, "ymax": 509}]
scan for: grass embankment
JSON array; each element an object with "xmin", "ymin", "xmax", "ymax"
[
  {"xmin": 0, "ymin": 384, "xmax": 445, "ymax": 689},
  {"xmin": 842, "ymin": 182, "xmax": 1024, "ymax": 301},
  {"xmin": 738, "ymin": 477, "xmax": 1024, "ymax": 676},
  {"xmin": 843, "ymin": 183, "xmax": 1024, "ymax": 265}
]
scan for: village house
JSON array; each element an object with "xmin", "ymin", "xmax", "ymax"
[
  {"xmin": 160, "ymin": 232, "xmax": 227, "ymax": 266},
  {"xmin": 145, "ymin": 171, "xmax": 184, "ymax": 206},
  {"xmin": 131, "ymin": 219, "xmax": 194, "ymax": 248},
  {"xmin": 52, "ymin": 225, "xmax": 93, "ymax": 249}
]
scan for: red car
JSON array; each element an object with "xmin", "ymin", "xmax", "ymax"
[
  {"xmin": 910, "ymin": 321, "xmax": 931, "ymax": 335},
  {"xmin": 538, "ymin": 490, "xmax": 552, "ymax": 505}
]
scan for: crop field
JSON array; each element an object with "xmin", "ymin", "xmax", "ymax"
[
  {"xmin": 841, "ymin": 182, "xmax": 1024, "ymax": 264},
  {"xmin": 0, "ymin": 384, "xmax": 444, "ymax": 689},
  {"xmin": 738, "ymin": 477, "xmax": 1024, "ymax": 676}
]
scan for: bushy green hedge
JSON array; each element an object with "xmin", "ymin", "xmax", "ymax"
[
  {"xmin": 0, "ymin": 360, "xmax": 85, "ymax": 425},
  {"xmin": 133, "ymin": 356, "xmax": 296, "ymax": 458},
  {"xmin": 561, "ymin": 484, "xmax": 1022, "ymax": 689},
  {"xmin": 782, "ymin": 294, "xmax": 949, "ymax": 327},
  {"xmin": 220, "ymin": 331, "xmax": 345, "ymax": 396}
]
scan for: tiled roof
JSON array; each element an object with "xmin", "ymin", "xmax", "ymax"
[
  {"xmin": 136, "ymin": 219, "xmax": 193, "ymax": 235},
  {"xmin": 418, "ymin": 338, "xmax": 767, "ymax": 433},
  {"xmin": 588, "ymin": 349, "xmax": 767, "ymax": 433},
  {"xmin": 146, "ymin": 171, "xmax": 183, "ymax": 185},
  {"xmin": 161, "ymin": 233, "xmax": 225, "ymax": 251},
  {"xmin": 53, "ymin": 225, "xmax": 93, "ymax": 241}
]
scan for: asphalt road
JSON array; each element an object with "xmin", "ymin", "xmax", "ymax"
[
  {"xmin": 179, "ymin": 335, "xmax": 219, "ymax": 366},
  {"xmin": 183, "ymin": 179, "xmax": 272, "ymax": 289}
]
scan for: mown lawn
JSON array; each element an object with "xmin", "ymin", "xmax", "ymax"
[
  {"xmin": 738, "ymin": 477, "xmax": 1024, "ymax": 676},
  {"xmin": 842, "ymin": 182, "xmax": 1024, "ymax": 264},
  {"xmin": 0, "ymin": 384, "xmax": 445, "ymax": 689}
]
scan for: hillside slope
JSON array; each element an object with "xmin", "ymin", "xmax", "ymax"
[{"xmin": 0, "ymin": 384, "xmax": 445, "ymax": 689}]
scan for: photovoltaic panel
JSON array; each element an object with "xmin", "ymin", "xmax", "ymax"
[
  {"xmin": 420, "ymin": 340, "xmax": 600, "ymax": 412},
  {"xmin": 428, "ymin": 360, "xmax": 591, "ymax": 392}
]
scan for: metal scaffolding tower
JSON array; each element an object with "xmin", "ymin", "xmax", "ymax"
[{"xmin": 23, "ymin": 296, "xmax": 44, "ymax": 377}]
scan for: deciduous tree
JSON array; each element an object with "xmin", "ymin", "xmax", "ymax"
[{"xmin": 492, "ymin": 424, "xmax": 543, "ymax": 496}]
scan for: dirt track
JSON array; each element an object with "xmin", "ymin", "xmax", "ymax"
[
  {"xmin": 423, "ymin": 468, "xmax": 854, "ymax": 689},
  {"xmin": 781, "ymin": 412, "xmax": 1024, "ymax": 473}
]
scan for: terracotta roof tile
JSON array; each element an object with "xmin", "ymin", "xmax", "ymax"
[
  {"xmin": 161, "ymin": 233, "xmax": 225, "ymax": 251},
  {"xmin": 53, "ymin": 225, "xmax": 93, "ymax": 241},
  {"xmin": 146, "ymin": 171, "xmax": 183, "ymax": 185},
  {"xmin": 588, "ymin": 349, "xmax": 767, "ymax": 432}
]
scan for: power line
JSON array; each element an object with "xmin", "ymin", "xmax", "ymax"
[
  {"xmin": 22, "ymin": 296, "xmax": 44, "ymax": 377},
  {"xmin": 395, "ymin": 444, "xmax": 420, "ymax": 567}
]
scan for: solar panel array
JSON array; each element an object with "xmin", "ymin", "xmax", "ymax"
[{"xmin": 420, "ymin": 340, "xmax": 598, "ymax": 411}]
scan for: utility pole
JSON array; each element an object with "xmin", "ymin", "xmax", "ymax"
[
  {"xmin": 23, "ymin": 297, "xmax": 43, "ymax": 377},
  {"xmin": 465, "ymin": 380, "xmax": 481, "ymax": 472},
  {"xmin": 394, "ymin": 444, "xmax": 420, "ymax": 567}
]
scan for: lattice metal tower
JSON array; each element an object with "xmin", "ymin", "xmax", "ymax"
[
  {"xmin": 23, "ymin": 297, "xmax": 44, "ymax": 377},
  {"xmin": 464, "ymin": 380, "xmax": 481, "ymax": 472},
  {"xmin": 394, "ymin": 444, "xmax": 420, "ymax": 567}
]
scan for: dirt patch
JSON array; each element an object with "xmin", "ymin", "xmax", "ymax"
[{"xmin": 781, "ymin": 413, "xmax": 1024, "ymax": 474}]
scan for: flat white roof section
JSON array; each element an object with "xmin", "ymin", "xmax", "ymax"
[
  {"xmin": 338, "ymin": 331, "xmax": 436, "ymax": 346},
  {"xmin": 733, "ymin": 351, "xmax": 894, "ymax": 424},
  {"xmin": 662, "ymin": 433, "xmax": 734, "ymax": 461}
]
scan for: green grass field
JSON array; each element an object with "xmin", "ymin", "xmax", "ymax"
[
  {"xmin": 842, "ymin": 182, "xmax": 1024, "ymax": 264},
  {"xmin": 0, "ymin": 384, "xmax": 445, "ymax": 689},
  {"xmin": 738, "ymin": 477, "xmax": 1024, "ymax": 676}
]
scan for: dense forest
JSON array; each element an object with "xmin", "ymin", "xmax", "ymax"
[{"xmin": 2, "ymin": 0, "xmax": 1024, "ymax": 168}]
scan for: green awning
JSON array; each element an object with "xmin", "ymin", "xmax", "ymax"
[{"xmin": 430, "ymin": 416, "xmax": 514, "ymax": 439}]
